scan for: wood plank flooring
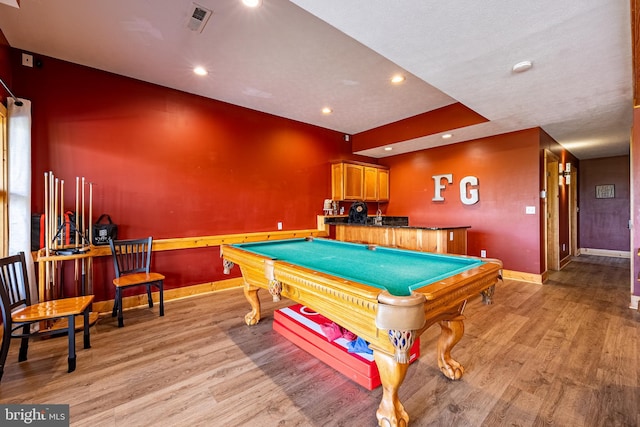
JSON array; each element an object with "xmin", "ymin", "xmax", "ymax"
[{"xmin": 1, "ymin": 255, "xmax": 638, "ymax": 426}]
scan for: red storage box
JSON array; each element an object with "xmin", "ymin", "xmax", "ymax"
[{"xmin": 273, "ymin": 304, "xmax": 420, "ymax": 390}]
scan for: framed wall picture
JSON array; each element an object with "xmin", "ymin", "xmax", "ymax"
[{"xmin": 595, "ymin": 184, "xmax": 615, "ymax": 199}]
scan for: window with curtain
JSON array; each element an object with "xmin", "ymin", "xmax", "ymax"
[
  {"xmin": 7, "ymin": 98, "xmax": 36, "ymax": 301},
  {"xmin": 0, "ymin": 102, "xmax": 7, "ymax": 257}
]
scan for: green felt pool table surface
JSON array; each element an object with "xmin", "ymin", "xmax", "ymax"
[{"xmin": 231, "ymin": 238, "xmax": 485, "ymax": 297}]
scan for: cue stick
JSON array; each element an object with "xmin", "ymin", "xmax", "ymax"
[
  {"xmin": 88, "ymin": 182, "xmax": 93, "ymax": 294},
  {"xmin": 49, "ymin": 172, "xmax": 54, "ymax": 249},
  {"xmin": 80, "ymin": 177, "xmax": 86, "ymax": 295},
  {"xmin": 74, "ymin": 177, "xmax": 79, "ymax": 294},
  {"xmin": 43, "ymin": 172, "xmax": 48, "ymax": 256},
  {"xmin": 89, "ymin": 183, "xmax": 93, "ymax": 245},
  {"xmin": 60, "ymin": 179, "xmax": 65, "ymax": 247},
  {"xmin": 60, "ymin": 179, "xmax": 65, "ymax": 298},
  {"xmin": 53, "ymin": 178, "xmax": 58, "ymax": 248},
  {"xmin": 49, "ymin": 171, "xmax": 56, "ymax": 298},
  {"xmin": 75, "ymin": 177, "xmax": 79, "ymax": 249},
  {"xmin": 43, "ymin": 172, "xmax": 50, "ymax": 300},
  {"xmin": 52, "ymin": 177, "xmax": 59, "ymax": 298},
  {"xmin": 81, "ymin": 177, "xmax": 85, "ymax": 243},
  {"xmin": 60, "ymin": 179, "xmax": 64, "ymax": 246}
]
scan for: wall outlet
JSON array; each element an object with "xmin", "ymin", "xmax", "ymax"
[
  {"xmin": 480, "ymin": 250, "xmax": 486, "ymax": 258},
  {"xmin": 525, "ymin": 206, "xmax": 536, "ymax": 214},
  {"xmin": 22, "ymin": 53, "xmax": 33, "ymax": 67},
  {"xmin": 277, "ymin": 222, "xmax": 283, "ymax": 230}
]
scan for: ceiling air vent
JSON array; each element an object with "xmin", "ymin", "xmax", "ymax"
[{"xmin": 187, "ymin": 3, "xmax": 212, "ymax": 33}]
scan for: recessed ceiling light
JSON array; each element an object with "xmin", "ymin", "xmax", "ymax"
[
  {"xmin": 442, "ymin": 133, "xmax": 453, "ymax": 139},
  {"xmin": 391, "ymin": 75, "xmax": 405, "ymax": 84},
  {"xmin": 384, "ymin": 147, "xmax": 393, "ymax": 151},
  {"xmin": 512, "ymin": 60, "xmax": 533, "ymax": 73},
  {"xmin": 242, "ymin": 0, "xmax": 262, "ymax": 7},
  {"xmin": 194, "ymin": 66, "xmax": 208, "ymax": 76},
  {"xmin": 322, "ymin": 107, "xmax": 333, "ymax": 114}
]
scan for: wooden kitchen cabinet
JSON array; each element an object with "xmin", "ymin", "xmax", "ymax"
[
  {"xmin": 363, "ymin": 166, "xmax": 378, "ymax": 200},
  {"xmin": 332, "ymin": 162, "xmax": 363, "ymax": 200},
  {"xmin": 377, "ymin": 168, "xmax": 389, "ymax": 201},
  {"xmin": 343, "ymin": 163, "xmax": 365, "ymax": 200},
  {"xmin": 332, "ymin": 162, "xmax": 389, "ymax": 202}
]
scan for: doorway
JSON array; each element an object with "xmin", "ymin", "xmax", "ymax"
[
  {"xmin": 545, "ymin": 151, "xmax": 560, "ymax": 271},
  {"xmin": 545, "ymin": 150, "xmax": 578, "ymax": 273}
]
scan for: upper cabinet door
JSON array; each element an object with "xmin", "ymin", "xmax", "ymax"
[
  {"xmin": 363, "ymin": 166, "xmax": 378, "ymax": 201},
  {"xmin": 344, "ymin": 163, "xmax": 364, "ymax": 200},
  {"xmin": 331, "ymin": 163, "xmax": 345, "ymax": 201},
  {"xmin": 377, "ymin": 169, "xmax": 389, "ymax": 201}
]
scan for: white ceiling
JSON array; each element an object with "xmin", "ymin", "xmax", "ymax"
[{"xmin": 0, "ymin": 0, "xmax": 633, "ymax": 159}]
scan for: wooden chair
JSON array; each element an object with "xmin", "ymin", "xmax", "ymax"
[
  {"xmin": 0, "ymin": 252, "xmax": 93, "ymax": 381},
  {"xmin": 109, "ymin": 237, "xmax": 165, "ymax": 327}
]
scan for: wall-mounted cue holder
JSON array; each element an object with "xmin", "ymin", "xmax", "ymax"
[
  {"xmin": 40, "ymin": 171, "xmax": 95, "ymax": 301},
  {"xmin": 43, "ymin": 171, "xmax": 94, "ymax": 254}
]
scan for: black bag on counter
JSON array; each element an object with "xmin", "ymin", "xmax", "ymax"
[
  {"xmin": 348, "ymin": 201, "xmax": 368, "ymax": 224},
  {"xmin": 92, "ymin": 214, "xmax": 118, "ymax": 245}
]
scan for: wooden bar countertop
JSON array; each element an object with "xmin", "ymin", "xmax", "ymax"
[{"xmin": 321, "ymin": 216, "xmax": 470, "ymax": 255}]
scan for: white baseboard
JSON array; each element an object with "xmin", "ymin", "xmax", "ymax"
[{"xmin": 579, "ymin": 248, "xmax": 630, "ymax": 258}]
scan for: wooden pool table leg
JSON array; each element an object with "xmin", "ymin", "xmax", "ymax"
[
  {"xmin": 437, "ymin": 316, "xmax": 465, "ymax": 380},
  {"xmin": 481, "ymin": 284, "xmax": 495, "ymax": 304},
  {"xmin": 243, "ymin": 283, "xmax": 261, "ymax": 325},
  {"xmin": 373, "ymin": 350, "xmax": 410, "ymax": 427}
]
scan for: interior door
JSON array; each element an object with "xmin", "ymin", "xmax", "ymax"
[
  {"xmin": 545, "ymin": 151, "xmax": 560, "ymax": 271},
  {"xmin": 569, "ymin": 165, "xmax": 578, "ymax": 256}
]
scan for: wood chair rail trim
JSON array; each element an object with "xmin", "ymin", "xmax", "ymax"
[{"xmin": 34, "ymin": 228, "xmax": 330, "ymax": 261}]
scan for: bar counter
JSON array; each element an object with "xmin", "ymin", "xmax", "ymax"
[{"xmin": 321, "ymin": 215, "xmax": 470, "ymax": 255}]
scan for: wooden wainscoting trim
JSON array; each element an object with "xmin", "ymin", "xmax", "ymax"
[
  {"xmin": 502, "ymin": 269, "xmax": 544, "ymax": 284},
  {"xmin": 92, "ymin": 277, "xmax": 244, "ymax": 314}
]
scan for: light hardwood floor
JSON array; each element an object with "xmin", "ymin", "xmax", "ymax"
[{"xmin": 0, "ymin": 255, "xmax": 638, "ymax": 426}]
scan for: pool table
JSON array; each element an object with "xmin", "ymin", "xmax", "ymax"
[{"xmin": 221, "ymin": 237, "xmax": 502, "ymax": 427}]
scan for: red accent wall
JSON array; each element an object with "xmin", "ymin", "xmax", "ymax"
[
  {"xmin": 380, "ymin": 129, "xmax": 542, "ymax": 274},
  {"xmin": 579, "ymin": 156, "xmax": 630, "ymax": 251},
  {"xmin": 10, "ymin": 50, "xmax": 360, "ymax": 302}
]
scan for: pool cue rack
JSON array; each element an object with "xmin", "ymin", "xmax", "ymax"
[{"xmin": 37, "ymin": 171, "xmax": 98, "ymax": 332}]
